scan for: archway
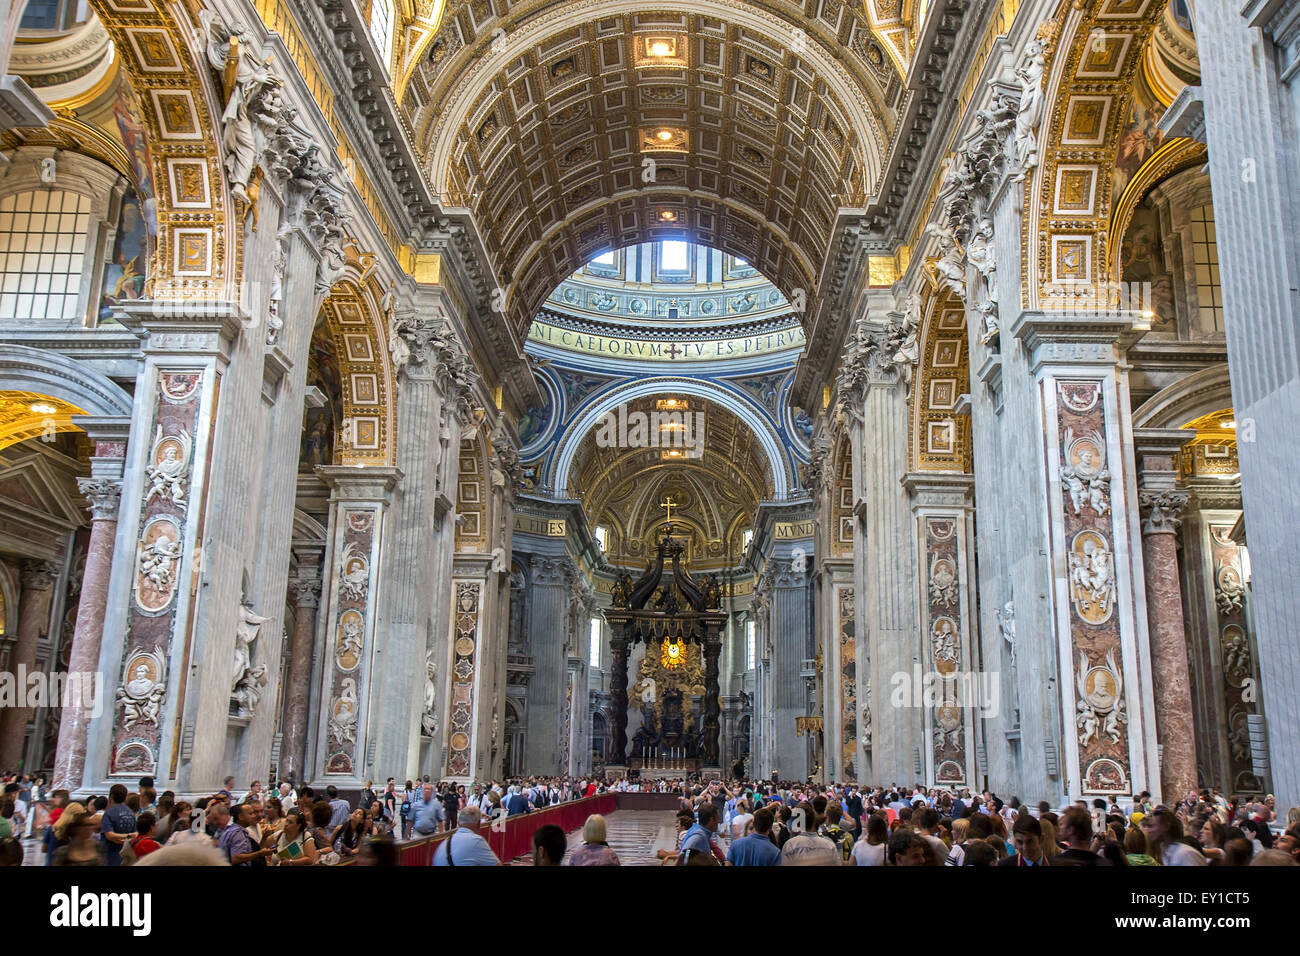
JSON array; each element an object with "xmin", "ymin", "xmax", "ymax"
[
  {"xmin": 4, "ymin": 0, "xmax": 239, "ymax": 296},
  {"xmin": 551, "ymin": 377, "xmax": 792, "ymax": 500}
]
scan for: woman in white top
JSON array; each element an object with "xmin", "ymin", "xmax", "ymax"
[
  {"xmin": 851, "ymin": 812, "xmax": 889, "ymax": 866},
  {"xmin": 730, "ymin": 800, "xmax": 755, "ymax": 840}
]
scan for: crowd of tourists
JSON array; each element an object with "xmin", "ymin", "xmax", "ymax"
[
  {"xmin": 0, "ymin": 770, "xmax": 607, "ymax": 866},
  {"xmin": 5, "ymin": 767, "xmax": 1297, "ymax": 866},
  {"xmin": 623, "ymin": 780, "xmax": 1299, "ymax": 867}
]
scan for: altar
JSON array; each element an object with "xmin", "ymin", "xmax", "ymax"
[{"xmin": 602, "ymin": 525, "xmax": 728, "ymax": 776}]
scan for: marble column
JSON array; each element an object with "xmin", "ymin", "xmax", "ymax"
[
  {"xmin": 1139, "ymin": 488, "xmax": 1195, "ymax": 805},
  {"xmin": 608, "ymin": 634, "xmax": 629, "ymax": 766},
  {"xmin": 280, "ymin": 568, "xmax": 321, "ymax": 785},
  {"xmin": 311, "ymin": 465, "xmax": 402, "ymax": 787},
  {"xmin": 1193, "ymin": 0, "xmax": 1300, "ymax": 812},
  {"xmin": 904, "ymin": 473, "xmax": 978, "ymax": 790},
  {"xmin": 0, "ymin": 560, "xmax": 58, "ymax": 769},
  {"xmin": 50, "ymin": 475, "xmax": 122, "ymax": 790},
  {"xmin": 768, "ymin": 545, "xmax": 812, "ymax": 781},
  {"xmin": 702, "ymin": 630, "xmax": 722, "ymax": 770},
  {"xmin": 369, "ymin": 305, "xmax": 450, "ymax": 784},
  {"xmin": 850, "ymin": 314, "xmax": 920, "ymax": 786},
  {"xmin": 523, "ymin": 554, "xmax": 576, "ymax": 773}
]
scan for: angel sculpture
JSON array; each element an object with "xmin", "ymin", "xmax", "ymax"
[
  {"xmin": 1013, "ymin": 37, "xmax": 1048, "ymax": 179},
  {"xmin": 202, "ymin": 14, "xmax": 282, "ymax": 205},
  {"xmin": 1075, "ymin": 648, "xmax": 1126, "ymax": 747},
  {"xmin": 925, "ymin": 222, "xmax": 966, "ymax": 301}
]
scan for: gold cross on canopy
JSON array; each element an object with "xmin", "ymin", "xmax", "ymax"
[{"xmin": 660, "ymin": 495, "xmax": 678, "ymax": 522}]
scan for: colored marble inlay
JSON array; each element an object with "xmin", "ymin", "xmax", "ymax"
[
  {"xmin": 445, "ymin": 582, "xmax": 480, "ymax": 776},
  {"xmin": 111, "ymin": 369, "xmax": 204, "ymax": 776}
]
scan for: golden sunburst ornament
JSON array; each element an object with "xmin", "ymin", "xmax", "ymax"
[{"xmin": 661, "ymin": 637, "xmax": 687, "ymax": 669}]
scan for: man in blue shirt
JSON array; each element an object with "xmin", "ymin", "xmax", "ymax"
[
  {"xmin": 505, "ymin": 785, "xmax": 533, "ymax": 816},
  {"xmin": 325, "ymin": 785, "xmax": 351, "ymax": 830},
  {"xmin": 680, "ymin": 802, "xmax": 722, "ymax": 863},
  {"xmin": 432, "ymin": 807, "xmax": 500, "ymax": 865},
  {"xmin": 99, "ymin": 784, "xmax": 136, "ymax": 866},
  {"xmin": 410, "ymin": 783, "xmax": 445, "ymax": 836},
  {"xmin": 726, "ymin": 806, "xmax": 780, "ymax": 866}
]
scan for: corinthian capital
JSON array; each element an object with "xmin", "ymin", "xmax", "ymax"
[
  {"xmin": 78, "ymin": 476, "xmax": 123, "ymax": 521},
  {"xmin": 20, "ymin": 559, "xmax": 59, "ymax": 590},
  {"xmin": 289, "ymin": 576, "xmax": 322, "ymax": 609},
  {"xmin": 1139, "ymin": 490, "xmax": 1191, "ymax": 535}
]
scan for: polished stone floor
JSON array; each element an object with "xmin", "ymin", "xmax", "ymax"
[{"xmin": 510, "ymin": 809, "xmax": 680, "ymax": 866}]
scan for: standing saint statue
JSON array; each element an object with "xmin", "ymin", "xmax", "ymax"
[
  {"xmin": 204, "ymin": 15, "xmax": 282, "ymax": 205},
  {"xmin": 232, "ymin": 601, "xmax": 272, "ymax": 717}
]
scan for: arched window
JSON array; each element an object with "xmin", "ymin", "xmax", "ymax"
[
  {"xmin": 0, "ymin": 149, "xmax": 135, "ymax": 328},
  {"xmin": 1189, "ymin": 204, "xmax": 1223, "ymax": 333},
  {"xmin": 368, "ymin": 0, "xmax": 394, "ymax": 71},
  {"xmin": 0, "ymin": 190, "xmax": 91, "ymax": 321}
]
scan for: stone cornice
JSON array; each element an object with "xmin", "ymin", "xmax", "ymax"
[
  {"xmin": 305, "ymin": 0, "xmax": 436, "ymax": 238},
  {"xmin": 901, "ymin": 471, "xmax": 974, "ymax": 510}
]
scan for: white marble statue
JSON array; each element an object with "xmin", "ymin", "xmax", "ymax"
[
  {"xmin": 138, "ymin": 532, "xmax": 181, "ymax": 593},
  {"xmin": 925, "ymin": 222, "xmax": 966, "ymax": 301},
  {"xmin": 145, "ymin": 426, "xmax": 191, "ymax": 505},
  {"xmin": 1013, "ymin": 36, "xmax": 1048, "ymax": 180},
  {"xmin": 1061, "ymin": 429, "xmax": 1111, "ymax": 516},
  {"xmin": 232, "ymin": 601, "xmax": 272, "ymax": 717},
  {"xmin": 421, "ymin": 651, "xmax": 437, "ymax": 736},
  {"xmin": 117, "ymin": 658, "xmax": 166, "ymax": 732},
  {"xmin": 204, "ymin": 15, "xmax": 282, "ymax": 205}
]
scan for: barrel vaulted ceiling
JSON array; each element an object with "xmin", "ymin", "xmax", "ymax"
[
  {"xmin": 403, "ymin": 1, "xmax": 905, "ymax": 339},
  {"xmin": 568, "ymin": 395, "xmax": 772, "ymax": 564}
]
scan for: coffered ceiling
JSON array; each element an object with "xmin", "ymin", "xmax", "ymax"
[{"xmin": 404, "ymin": 1, "xmax": 903, "ymax": 340}]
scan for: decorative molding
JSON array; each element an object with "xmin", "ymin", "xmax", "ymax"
[
  {"xmin": 77, "ymin": 477, "xmax": 124, "ymax": 521},
  {"xmin": 1138, "ymin": 490, "xmax": 1190, "ymax": 536}
]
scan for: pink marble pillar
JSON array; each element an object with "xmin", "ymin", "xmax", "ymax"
[
  {"xmin": 50, "ymin": 477, "xmax": 123, "ymax": 790},
  {"xmin": 279, "ymin": 571, "xmax": 321, "ymax": 785},
  {"xmin": 1139, "ymin": 490, "xmax": 1196, "ymax": 806},
  {"xmin": 0, "ymin": 560, "xmax": 59, "ymax": 770}
]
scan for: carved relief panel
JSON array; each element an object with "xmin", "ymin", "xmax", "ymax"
[
  {"xmin": 1049, "ymin": 379, "xmax": 1136, "ymax": 797},
  {"xmin": 111, "ymin": 370, "xmax": 205, "ymax": 777}
]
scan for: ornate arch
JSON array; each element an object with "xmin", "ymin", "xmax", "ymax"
[
  {"xmin": 829, "ymin": 433, "xmax": 854, "ymax": 557},
  {"xmin": 550, "ymin": 377, "xmax": 792, "ymax": 498},
  {"xmin": 391, "ymin": 0, "xmax": 450, "ymax": 104},
  {"xmin": 410, "ymin": 0, "xmax": 897, "ymax": 340},
  {"xmin": 315, "ymin": 277, "xmax": 398, "ymax": 466},
  {"xmin": 0, "ymin": 344, "xmax": 133, "ymax": 417},
  {"xmin": 1132, "ymin": 363, "xmax": 1232, "ymax": 430},
  {"xmin": 1107, "ymin": 135, "xmax": 1205, "ymax": 282},
  {"xmin": 1025, "ymin": 0, "xmax": 1174, "ymax": 310},
  {"xmin": 908, "ymin": 287, "xmax": 970, "ymax": 473},
  {"xmin": 61, "ymin": 0, "xmax": 238, "ymax": 298},
  {"xmin": 865, "ymin": 0, "xmax": 913, "ymax": 74}
]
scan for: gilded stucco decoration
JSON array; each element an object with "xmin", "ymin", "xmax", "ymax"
[
  {"xmin": 315, "ymin": 277, "xmax": 398, "ymax": 466},
  {"xmin": 90, "ymin": 0, "xmax": 235, "ymax": 297},
  {"xmin": 908, "ymin": 288, "xmax": 971, "ymax": 474},
  {"xmin": 1026, "ymin": 0, "xmax": 1174, "ymax": 311}
]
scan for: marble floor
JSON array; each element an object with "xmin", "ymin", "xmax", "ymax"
[{"xmin": 510, "ymin": 809, "xmax": 681, "ymax": 866}]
